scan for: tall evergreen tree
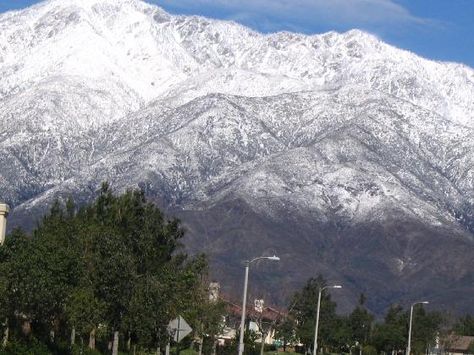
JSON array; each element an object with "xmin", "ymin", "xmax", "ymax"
[
  {"xmin": 348, "ymin": 294, "xmax": 373, "ymax": 346},
  {"xmin": 372, "ymin": 305, "xmax": 407, "ymax": 353},
  {"xmin": 289, "ymin": 275, "xmax": 338, "ymax": 352}
]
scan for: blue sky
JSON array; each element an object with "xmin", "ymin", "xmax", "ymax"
[{"xmin": 1, "ymin": 0, "xmax": 473, "ymax": 68}]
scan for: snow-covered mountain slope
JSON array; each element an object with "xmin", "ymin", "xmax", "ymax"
[
  {"xmin": 1, "ymin": 0, "xmax": 474, "ymax": 313},
  {"xmin": 2, "ymin": 0, "xmax": 474, "ymax": 126}
]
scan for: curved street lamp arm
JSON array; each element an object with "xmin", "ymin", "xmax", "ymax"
[{"xmin": 246, "ymin": 255, "xmax": 280, "ymax": 264}]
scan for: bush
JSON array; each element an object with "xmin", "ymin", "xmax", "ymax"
[
  {"xmin": 362, "ymin": 345, "xmax": 377, "ymax": 355},
  {"xmin": 264, "ymin": 344, "xmax": 277, "ymax": 351},
  {"xmin": 0, "ymin": 338, "xmax": 51, "ymax": 355},
  {"xmin": 71, "ymin": 344, "xmax": 102, "ymax": 355}
]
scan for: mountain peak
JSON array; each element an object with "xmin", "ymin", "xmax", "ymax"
[
  {"xmin": 341, "ymin": 29, "xmax": 381, "ymax": 43},
  {"xmin": 23, "ymin": 0, "xmax": 168, "ymax": 17},
  {"xmin": 43, "ymin": 0, "xmax": 146, "ymax": 7}
]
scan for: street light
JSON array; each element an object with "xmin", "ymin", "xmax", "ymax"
[
  {"xmin": 407, "ymin": 301, "xmax": 429, "ymax": 355},
  {"xmin": 312, "ymin": 285, "xmax": 342, "ymax": 355},
  {"xmin": 238, "ymin": 255, "xmax": 280, "ymax": 355}
]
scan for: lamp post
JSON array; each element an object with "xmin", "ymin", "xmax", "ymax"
[
  {"xmin": 238, "ymin": 255, "xmax": 280, "ymax": 355},
  {"xmin": 407, "ymin": 301, "xmax": 429, "ymax": 355},
  {"xmin": 312, "ymin": 285, "xmax": 342, "ymax": 355}
]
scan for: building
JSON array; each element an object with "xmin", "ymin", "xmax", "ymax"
[
  {"xmin": 442, "ymin": 335, "xmax": 474, "ymax": 355},
  {"xmin": 218, "ymin": 297, "xmax": 286, "ymax": 346}
]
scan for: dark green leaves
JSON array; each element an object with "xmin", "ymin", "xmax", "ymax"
[{"xmin": 0, "ymin": 185, "xmax": 210, "ymax": 352}]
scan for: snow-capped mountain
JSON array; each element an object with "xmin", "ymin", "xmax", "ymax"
[{"xmin": 1, "ymin": 0, "xmax": 474, "ymax": 313}]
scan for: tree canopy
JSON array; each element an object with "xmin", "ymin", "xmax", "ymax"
[{"xmin": 0, "ymin": 184, "xmax": 217, "ymax": 353}]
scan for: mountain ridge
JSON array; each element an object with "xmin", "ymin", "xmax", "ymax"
[{"xmin": 1, "ymin": 0, "xmax": 474, "ymax": 314}]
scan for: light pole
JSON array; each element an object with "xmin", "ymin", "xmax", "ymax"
[
  {"xmin": 238, "ymin": 255, "xmax": 280, "ymax": 355},
  {"xmin": 312, "ymin": 285, "xmax": 342, "ymax": 355},
  {"xmin": 407, "ymin": 301, "xmax": 429, "ymax": 355}
]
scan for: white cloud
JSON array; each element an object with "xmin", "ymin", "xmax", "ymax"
[{"xmin": 152, "ymin": 0, "xmax": 429, "ymax": 32}]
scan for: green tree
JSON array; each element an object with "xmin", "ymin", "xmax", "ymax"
[
  {"xmin": 289, "ymin": 276, "xmax": 338, "ymax": 352},
  {"xmin": 348, "ymin": 294, "xmax": 374, "ymax": 348},
  {"xmin": 81, "ymin": 184, "xmax": 209, "ymax": 353},
  {"xmin": 372, "ymin": 304, "xmax": 441, "ymax": 355},
  {"xmin": 65, "ymin": 286, "xmax": 106, "ymax": 348},
  {"xmin": 330, "ymin": 315, "xmax": 353, "ymax": 352},
  {"xmin": 183, "ymin": 279, "xmax": 226, "ymax": 355},
  {"xmin": 4, "ymin": 205, "xmax": 81, "ymax": 344},
  {"xmin": 454, "ymin": 315, "xmax": 474, "ymax": 336},
  {"xmin": 409, "ymin": 307, "xmax": 443, "ymax": 354},
  {"xmin": 0, "ymin": 229, "xmax": 31, "ymax": 347},
  {"xmin": 274, "ymin": 317, "xmax": 295, "ymax": 352},
  {"xmin": 372, "ymin": 305, "xmax": 407, "ymax": 353},
  {"xmin": 0, "ymin": 183, "xmax": 212, "ymax": 353}
]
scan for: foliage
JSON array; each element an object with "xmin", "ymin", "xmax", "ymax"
[
  {"xmin": 191, "ymin": 284, "xmax": 227, "ymax": 355},
  {"xmin": 362, "ymin": 344, "xmax": 377, "ymax": 355},
  {"xmin": 274, "ymin": 317, "xmax": 295, "ymax": 352},
  {"xmin": 454, "ymin": 315, "xmax": 474, "ymax": 336},
  {"xmin": 244, "ymin": 330, "xmax": 261, "ymax": 355},
  {"xmin": 409, "ymin": 307, "xmax": 443, "ymax": 353},
  {"xmin": 329, "ymin": 315, "xmax": 353, "ymax": 352},
  {"xmin": 0, "ymin": 183, "xmax": 211, "ymax": 353},
  {"xmin": 371, "ymin": 304, "xmax": 442, "ymax": 354},
  {"xmin": 372, "ymin": 305, "xmax": 407, "ymax": 353},
  {"xmin": 288, "ymin": 275, "xmax": 338, "ymax": 351},
  {"xmin": 286, "ymin": 280, "xmax": 443, "ymax": 355},
  {"xmin": 0, "ymin": 337, "xmax": 51, "ymax": 355},
  {"xmin": 65, "ymin": 287, "xmax": 106, "ymax": 337},
  {"xmin": 348, "ymin": 294, "xmax": 373, "ymax": 345},
  {"xmin": 468, "ymin": 340, "xmax": 474, "ymax": 354},
  {"xmin": 70, "ymin": 344, "xmax": 102, "ymax": 355}
]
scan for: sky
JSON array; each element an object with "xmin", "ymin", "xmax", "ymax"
[{"xmin": 0, "ymin": 0, "xmax": 473, "ymax": 68}]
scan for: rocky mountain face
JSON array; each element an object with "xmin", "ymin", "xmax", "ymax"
[{"xmin": 1, "ymin": 0, "xmax": 474, "ymax": 314}]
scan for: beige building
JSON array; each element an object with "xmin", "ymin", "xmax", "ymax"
[{"xmin": 0, "ymin": 203, "xmax": 9, "ymax": 245}]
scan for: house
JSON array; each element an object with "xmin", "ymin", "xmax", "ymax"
[
  {"xmin": 442, "ymin": 335, "xmax": 474, "ymax": 355},
  {"xmin": 209, "ymin": 283, "xmax": 286, "ymax": 346}
]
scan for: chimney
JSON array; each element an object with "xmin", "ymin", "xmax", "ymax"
[
  {"xmin": 0, "ymin": 203, "xmax": 10, "ymax": 245},
  {"xmin": 209, "ymin": 282, "xmax": 220, "ymax": 302}
]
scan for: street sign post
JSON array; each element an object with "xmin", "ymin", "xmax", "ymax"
[
  {"xmin": 167, "ymin": 315, "xmax": 193, "ymax": 355},
  {"xmin": 168, "ymin": 315, "xmax": 192, "ymax": 343}
]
